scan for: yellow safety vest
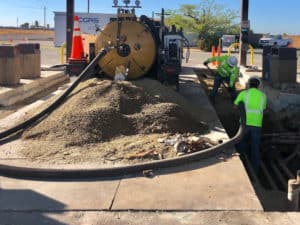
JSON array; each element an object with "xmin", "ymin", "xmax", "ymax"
[{"xmin": 234, "ymin": 88, "xmax": 267, "ymax": 127}]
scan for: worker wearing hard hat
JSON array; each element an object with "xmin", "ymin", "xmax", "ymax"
[
  {"xmin": 204, "ymin": 55, "xmax": 239, "ymax": 103},
  {"xmin": 234, "ymin": 77, "xmax": 267, "ymax": 173}
]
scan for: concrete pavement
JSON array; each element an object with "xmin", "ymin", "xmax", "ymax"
[
  {"xmin": 0, "ymin": 211, "xmax": 299, "ymax": 225},
  {"xmin": 113, "ymin": 157, "xmax": 260, "ymax": 211},
  {"xmin": 0, "ymin": 156, "xmax": 261, "ymax": 212},
  {"xmin": 0, "ymin": 177, "xmax": 120, "ymax": 211}
]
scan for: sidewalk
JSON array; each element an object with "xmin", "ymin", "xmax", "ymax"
[{"xmin": 0, "ymin": 211, "xmax": 297, "ymax": 225}]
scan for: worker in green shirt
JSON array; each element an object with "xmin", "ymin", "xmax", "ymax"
[
  {"xmin": 204, "ymin": 55, "xmax": 239, "ymax": 103},
  {"xmin": 234, "ymin": 77, "xmax": 267, "ymax": 173}
]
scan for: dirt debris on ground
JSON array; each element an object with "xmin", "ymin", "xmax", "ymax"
[{"xmin": 21, "ymin": 78, "xmax": 209, "ymax": 166}]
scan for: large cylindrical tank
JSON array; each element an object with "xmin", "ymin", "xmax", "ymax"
[{"xmin": 95, "ymin": 20, "xmax": 156, "ymax": 79}]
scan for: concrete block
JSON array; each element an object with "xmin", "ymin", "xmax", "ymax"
[
  {"xmin": 19, "ymin": 54, "xmax": 41, "ymax": 79},
  {"xmin": 0, "ymin": 45, "xmax": 21, "ymax": 85},
  {"xmin": 18, "ymin": 43, "xmax": 41, "ymax": 79}
]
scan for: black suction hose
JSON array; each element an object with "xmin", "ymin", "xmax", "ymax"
[
  {"xmin": 0, "ymin": 48, "xmax": 109, "ymax": 140},
  {"xmin": 0, "ymin": 123, "xmax": 245, "ymax": 179}
]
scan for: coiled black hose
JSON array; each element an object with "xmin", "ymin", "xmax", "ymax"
[{"xmin": 0, "ymin": 123, "xmax": 244, "ymax": 179}]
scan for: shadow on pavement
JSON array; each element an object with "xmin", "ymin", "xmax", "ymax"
[{"xmin": 0, "ymin": 188, "xmax": 67, "ymax": 225}]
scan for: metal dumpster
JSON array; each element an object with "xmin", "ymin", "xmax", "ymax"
[
  {"xmin": 0, "ymin": 45, "xmax": 20, "ymax": 85},
  {"xmin": 262, "ymin": 45, "xmax": 272, "ymax": 80},
  {"xmin": 18, "ymin": 43, "xmax": 41, "ymax": 79}
]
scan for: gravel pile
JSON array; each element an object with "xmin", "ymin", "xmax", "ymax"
[{"xmin": 21, "ymin": 78, "xmax": 208, "ymax": 165}]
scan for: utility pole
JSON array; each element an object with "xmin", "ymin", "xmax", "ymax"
[
  {"xmin": 88, "ymin": 0, "xmax": 90, "ymax": 13},
  {"xmin": 239, "ymin": 0, "xmax": 249, "ymax": 66},
  {"xmin": 44, "ymin": 6, "xmax": 46, "ymax": 29},
  {"xmin": 66, "ymin": 0, "xmax": 74, "ymax": 61},
  {"xmin": 17, "ymin": 17, "xmax": 19, "ymax": 28}
]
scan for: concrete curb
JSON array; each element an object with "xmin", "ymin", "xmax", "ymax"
[{"xmin": 0, "ymin": 71, "xmax": 70, "ymax": 106}]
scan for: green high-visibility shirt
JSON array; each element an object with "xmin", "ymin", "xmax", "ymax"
[
  {"xmin": 206, "ymin": 55, "xmax": 239, "ymax": 87},
  {"xmin": 234, "ymin": 88, "xmax": 267, "ymax": 127}
]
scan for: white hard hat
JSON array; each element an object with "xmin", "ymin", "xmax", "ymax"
[{"xmin": 227, "ymin": 56, "xmax": 238, "ymax": 67}]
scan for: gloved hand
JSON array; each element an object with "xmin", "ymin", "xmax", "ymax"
[{"xmin": 203, "ymin": 61, "xmax": 208, "ymax": 66}]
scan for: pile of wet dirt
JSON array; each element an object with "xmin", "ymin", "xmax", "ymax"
[{"xmin": 21, "ymin": 78, "xmax": 208, "ymax": 165}]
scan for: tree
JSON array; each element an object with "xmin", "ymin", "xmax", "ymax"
[
  {"xmin": 20, "ymin": 22, "xmax": 30, "ymax": 29},
  {"xmin": 165, "ymin": 0, "xmax": 239, "ymax": 51}
]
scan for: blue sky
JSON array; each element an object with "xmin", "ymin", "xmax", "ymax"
[{"xmin": 0, "ymin": 0, "xmax": 299, "ymax": 35}]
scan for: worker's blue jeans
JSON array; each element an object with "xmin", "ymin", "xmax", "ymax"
[
  {"xmin": 237, "ymin": 125, "xmax": 262, "ymax": 173},
  {"xmin": 209, "ymin": 75, "xmax": 237, "ymax": 101}
]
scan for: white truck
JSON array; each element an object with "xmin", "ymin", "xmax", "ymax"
[
  {"xmin": 259, "ymin": 34, "xmax": 292, "ymax": 47},
  {"xmin": 220, "ymin": 34, "xmax": 239, "ymax": 52}
]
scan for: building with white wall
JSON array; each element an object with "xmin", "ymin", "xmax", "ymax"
[{"xmin": 54, "ymin": 12, "xmax": 116, "ymax": 47}]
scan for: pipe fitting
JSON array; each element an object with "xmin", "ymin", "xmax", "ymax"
[{"xmin": 287, "ymin": 175, "xmax": 300, "ymax": 211}]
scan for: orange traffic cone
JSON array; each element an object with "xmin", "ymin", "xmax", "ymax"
[
  {"xmin": 70, "ymin": 15, "xmax": 85, "ymax": 60},
  {"xmin": 68, "ymin": 15, "xmax": 87, "ymax": 76}
]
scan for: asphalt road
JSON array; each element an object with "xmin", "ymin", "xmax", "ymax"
[{"xmin": 3, "ymin": 39, "xmax": 300, "ymax": 73}]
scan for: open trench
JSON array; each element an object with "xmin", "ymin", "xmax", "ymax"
[{"xmin": 195, "ymin": 68, "xmax": 300, "ymax": 211}]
